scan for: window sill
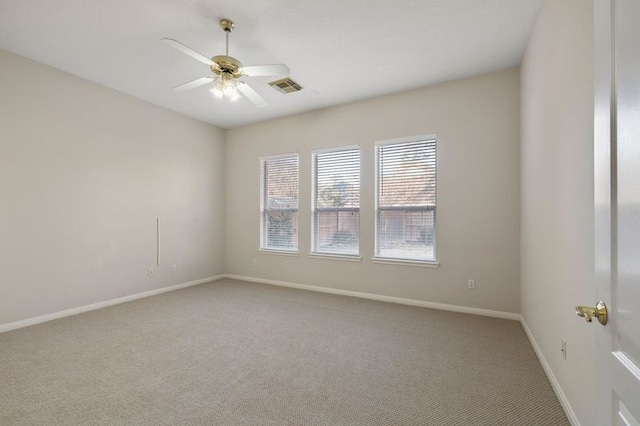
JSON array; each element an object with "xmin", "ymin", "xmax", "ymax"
[
  {"xmin": 308, "ymin": 253, "xmax": 362, "ymax": 262},
  {"xmin": 258, "ymin": 249, "xmax": 300, "ymax": 257},
  {"xmin": 372, "ymin": 257, "xmax": 440, "ymax": 268}
]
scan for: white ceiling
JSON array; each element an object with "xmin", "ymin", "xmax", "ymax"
[{"xmin": 0, "ymin": 0, "xmax": 541, "ymax": 129}]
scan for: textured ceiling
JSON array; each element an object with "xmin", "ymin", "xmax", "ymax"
[{"xmin": 0, "ymin": 0, "xmax": 541, "ymax": 129}]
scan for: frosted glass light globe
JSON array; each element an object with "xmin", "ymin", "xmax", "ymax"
[
  {"xmin": 210, "ymin": 85, "xmax": 223, "ymax": 99},
  {"xmin": 223, "ymin": 83, "xmax": 237, "ymax": 97}
]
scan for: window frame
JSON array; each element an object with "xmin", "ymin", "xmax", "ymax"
[
  {"xmin": 259, "ymin": 152, "xmax": 300, "ymax": 254},
  {"xmin": 310, "ymin": 145, "xmax": 361, "ymax": 259},
  {"xmin": 374, "ymin": 134, "xmax": 439, "ymax": 266}
]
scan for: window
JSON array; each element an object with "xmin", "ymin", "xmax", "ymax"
[
  {"xmin": 375, "ymin": 137, "xmax": 437, "ymax": 262},
  {"xmin": 260, "ymin": 154, "xmax": 299, "ymax": 252},
  {"xmin": 312, "ymin": 146, "xmax": 360, "ymax": 256}
]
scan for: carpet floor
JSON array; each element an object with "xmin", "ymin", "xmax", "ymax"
[{"xmin": 0, "ymin": 279, "xmax": 569, "ymax": 425}]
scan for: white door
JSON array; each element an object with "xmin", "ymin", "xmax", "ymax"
[{"xmin": 594, "ymin": 0, "xmax": 640, "ymax": 425}]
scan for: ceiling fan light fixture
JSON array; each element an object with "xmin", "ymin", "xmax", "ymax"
[
  {"xmin": 210, "ymin": 84, "xmax": 224, "ymax": 99},
  {"xmin": 222, "ymin": 82, "xmax": 237, "ymax": 97},
  {"xmin": 210, "ymin": 79, "xmax": 240, "ymax": 101}
]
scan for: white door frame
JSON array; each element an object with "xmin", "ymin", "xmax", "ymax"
[{"xmin": 594, "ymin": 0, "xmax": 614, "ymax": 421}]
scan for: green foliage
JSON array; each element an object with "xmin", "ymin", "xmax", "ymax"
[{"xmin": 268, "ymin": 212, "xmax": 293, "ymax": 247}]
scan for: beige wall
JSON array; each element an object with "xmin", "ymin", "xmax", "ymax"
[
  {"xmin": 0, "ymin": 49, "xmax": 226, "ymax": 325},
  {"xmin": 225, "ymin": 68, "xmax": 521, "ymax": 314},
  {"xmin": 520, "ymin": 0, "xmax": 595, "ymax": 424}
]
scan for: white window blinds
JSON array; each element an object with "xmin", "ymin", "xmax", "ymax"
[
  {"xmin": 260, "ymin": 154, "xmax": 299, "ymax": 251},
  {"xmin": 312, "ymin": 146, "xmax": 360, "ymax": 256},
  {"xmin": 376, "ymin": 138, "xmax": 437, "ymax": 261}
]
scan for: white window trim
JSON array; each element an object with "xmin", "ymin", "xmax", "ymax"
[
  {"xmin": 310, "ymin": 144, "xmax": 361, "ymax": 257},
  {"xmin": 311, "ymin": 144, "xmax": 360, "ymax": 155},
  {"xmin": 308, "ymin": 252, "xmax": 362, "ymax": 262},
  {"xmin": 374, "ymin": 133, "xmax": 438, "ymax": 147},
  {"xmin": 374, "ymin": 134, "xmax": 439, "ymax": 263},
  {"xmin": 258, "ymin": 249, "xmax": 300, "ymax": 257},
  {"xmin": 259, "ymin": 152, "xmax": 300, "ymax": 252},
  {"xmin": 372, "ymin": 257, "xmax": 440, "ymax": 268}
]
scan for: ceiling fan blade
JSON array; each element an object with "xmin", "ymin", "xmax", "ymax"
[
  {"xmin": 162, "ymin": 38, "xmax": 214, "ymax": 66},
  {"xmin": 241, "ymin": 64, "xmax": 290, "ymax": 77},
  {"xmin": 237, "ymin": 82, "xmax": 268, "ymax": 108},
  {"xmin": 172, "ymin": 76, "xmax": 214, "ymax": 92}
]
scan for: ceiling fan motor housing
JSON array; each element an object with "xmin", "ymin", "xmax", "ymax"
[{"xmin": 210, "ymin": 55, "xmax": 243, "ymax": 79}]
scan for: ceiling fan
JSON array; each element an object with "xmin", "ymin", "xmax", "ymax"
[{"xmin": 163, "ymin": 18, "xmax": 290, "ymax": 108}]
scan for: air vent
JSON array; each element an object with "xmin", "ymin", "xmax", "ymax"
[{"xmin": 269, "ymin": 77, "xmax": 303, "ymax": 94}]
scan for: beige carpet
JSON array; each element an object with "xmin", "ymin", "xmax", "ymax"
[{"xmin": 0, "ymin": 279, "xmax": 568, "ymax": 425}]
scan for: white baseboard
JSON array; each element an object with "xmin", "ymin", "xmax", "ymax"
[
  {"xmin": 520, "ymin": 318, "xmax": 580, "ymax": 426},
  {"xmin": 0, "ymin": 275, "xmax": 225, "ymax": 333},
  {"xmin": 223, "ymin": 274, "xmax": 521, "ymax": 320}
]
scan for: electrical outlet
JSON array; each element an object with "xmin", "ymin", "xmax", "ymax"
[
  {"xmin": 148, "ymin": 268, "xmax": 154, "ymax": 277},
  {"xmin": 468, "ymin": 279, "xmax": 476, "ymax": 290},
  {"xmin": 171, "ymin": 264, "xmax": 177, "ymax": 272},
  {"xmin": 560, "ymin": 338, "xmax": 567, "ymax": 360},
  {"xmin": 252, "ymin": 259, "xmax": 258, "ymax": 267}
]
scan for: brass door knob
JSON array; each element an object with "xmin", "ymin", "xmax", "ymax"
[{"xmin": 575, "ymin": 301, "xmax": 608, "ymax": 325}]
